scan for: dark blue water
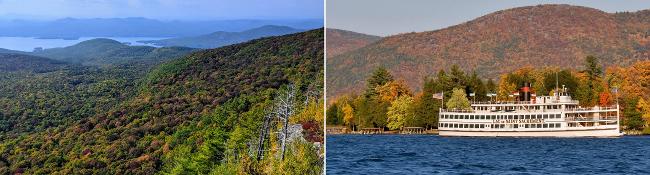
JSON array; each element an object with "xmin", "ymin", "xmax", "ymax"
[{"xmin": 327, "ymin": 135, "xmax": 650, "ymax": 174}]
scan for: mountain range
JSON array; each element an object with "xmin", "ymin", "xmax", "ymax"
[
  {"xmin": 140, "ymin": 25, "xmax": 305, "ymax": 48},
  {"xmin": 0, "ymin": 17, "xmax": 323, "ymax": 38},
  {"xmin": 327, "ymin": 4, "xmax": 650, "ymax": 100}
]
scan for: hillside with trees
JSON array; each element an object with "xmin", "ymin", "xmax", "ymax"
[
  {"xmin": 0, "ymin": 53, "xmax": 66, "ymax": 72},
  {"xmin": 326, "ymin": 28, "xmax": 381, "ymax": 58},
  {"xmin": 0, "ymin": 38, "xmax": 197, "ymax": 66},
  {"xmin": 32, "ymin": 38, "xmax": 197, "ymax": 66},
  {"xmin": 0, "ymin": 29, "xmax": 324, "ymax": 174},
  {"xmin": 328, "ymin": 56, "xmax": 650, "ymax": 135},
  {"xmin": 140, "ymin": 25, "xmax": 305, "ymax": 49},
  {"xmin": 328, "ymin": 4, "xmax": 650, "ymax": 100}
]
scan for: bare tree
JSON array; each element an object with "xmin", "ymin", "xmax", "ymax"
[
  {"xmin": 273, "ymin": 84, "xmax": 296, "ymax": 160},
  {"xmin": 255, "ymin": 112, "xmax": 273, "ymax": 161}
]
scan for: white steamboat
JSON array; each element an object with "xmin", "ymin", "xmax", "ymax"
[{"xmin": 438, "ymin": 84, "xmax": 622, "ymax": 137}]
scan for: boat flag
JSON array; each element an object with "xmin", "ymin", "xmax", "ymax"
[{"xmin": 469, "ymin": 93, "xmax": 475, "ymax": 97}]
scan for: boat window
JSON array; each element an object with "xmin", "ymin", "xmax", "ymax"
[
  {"xmin": 537, "ymin": 124, "xmax": 542, "ymax": 128},
  {"xmin": 470, "ymin": 124, "xmax": 475, "ymax": 128},
  {"xmin": 556, "ymin": 114, "xmax": 561, "ymax": 118},
  {"xmin": 543, "ymin": 124, "xmax": 548, "ymax": 128},
  {"xmin": 513, "ymin": 124, "xmax": 518, "ymax": 128},
  {"xmin": 525, "ymin": 124, "xmax": 530, "ymax": 128},
  {"xmin": 480, "ymin": 124, "xmax": 485, "ymax": 128},
  {"xmin": 555, "ymin": 123, "xmax": 561, "ymax": 128}
]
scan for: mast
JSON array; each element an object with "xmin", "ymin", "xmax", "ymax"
[{"xmin": 555, "ymin": 71, "xmax": 560, "ymax": 100}]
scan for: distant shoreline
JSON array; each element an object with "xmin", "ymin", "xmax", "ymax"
[{"xmin": 34, "ymin": 36, "xmax": 80, "ymax": 40}]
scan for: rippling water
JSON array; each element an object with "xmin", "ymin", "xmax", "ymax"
[{"xmin": 326, "ymin": 135, "xmax": 650, "ymax": 174}]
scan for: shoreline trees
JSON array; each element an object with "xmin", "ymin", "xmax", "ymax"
[{"xmin": 327, "ymin": 56, "xmax": 650, "ymax": 134}]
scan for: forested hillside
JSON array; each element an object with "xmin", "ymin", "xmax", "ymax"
[
  {"xmin": 0, "ymin": 53, "xmax": 66, "ymax": 72},
  {"xmin": 32, "ymin": 39, "xmax": 197, "ymax": 66},
  {"xmin": 0, "ymin": 40, "xmax": 197, "ymax": 137},
  {"xmin": 0, "ymin": 60, "xmax": 141, "ymax": 137},
  {"xmin": 328, "ymin": 4, "xmax": 650, "ymax": 100},
  {"xmin": 326, "ymin": 28, "xmax": 381, "ymax": 58},
  {"xmin": 140, "ymin": 25, "xmax": 305, "ymax": 48},
  {"xmin": 0, "ymin": 29, "xmax": 324, "ymax": 174},
  {"xmin": 0, "ymin": 38, "xmax": 197, "ymax": 66}
]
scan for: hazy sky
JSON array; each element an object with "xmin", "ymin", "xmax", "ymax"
[
  {"xmin": 0, "ymin": 0, "xmax": 324, "ymax": 20},
  {"xmin": 327, "ymin": 0, "xmax": 650, "ymax": 36}
]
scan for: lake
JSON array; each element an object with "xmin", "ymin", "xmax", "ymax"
[
  {"xmin": 0, "ymin": 37, "xmax": 168, "ymax": 52},
  {"xmin": 326, "ymin": 135, "xmax": 650, "ymax": 174}
]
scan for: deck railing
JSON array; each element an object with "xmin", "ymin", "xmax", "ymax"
[
  {"xmin": 440, "ymin": 109, "xmax": 475, "ymax": 113},
  {"xmin": 563, "ymin": 106, "xmax": 618, "ymax": 112},
  {"xmin": 566, "ymin": 116, "xmax": 618, "ymax": 121},
  {"xmin": 471, "ymin": 100, "xmax": 579, "ymax": 105}
]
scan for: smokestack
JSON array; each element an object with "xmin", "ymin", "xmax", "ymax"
[{"xmin": 520, "ymin": 82, "xmax": 531, "ymax": 101}]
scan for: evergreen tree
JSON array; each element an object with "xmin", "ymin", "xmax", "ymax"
[
  {"xmin": 326, "ymin": 103, "xmax": 342, "ymax": 126},
  {"xmin": 580, "ymin": 56, "xmax": 604, "ymax": 106},
  {"xmin": 364, "ymin": 67, "xmax": 394, "ymax": 98},
  {"xmin": 469, "ymin": 72, "xmax": 487, "ymax": 101},
  {"xmin": 486, "ymin": 78, "xmax": 496, "ymax": 94},
  {"xmin": 412, "ymin": 77, "xmax": 441, "ymax": 129},
  {"xmin": 449, "ymin": 65, "xmax": 466, "ymax": 89}
]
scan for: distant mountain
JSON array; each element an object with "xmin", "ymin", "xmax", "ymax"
[
  {"xmin": 326, "ymin": 28, "xmax": 381, "ymax": 58},
  {"xmin": 16, "ymin": 38, "xmax": 196, "ymax": 66},
  {"xmin": 0, "ymin": 48, "xmax": 28, "ymax": 55},
  {"xmin": 140, "ymin": 25, "xmax": 305, "ymax": 48},
  {"xmin": 0, "ymin": 53, "xmax": 66, "ymax": 73},
  {"xmin": 328, "ymin": 4, "xmax": 650, "ymax": 99},
  {"xmin": 0, "ymin": 18, "xmax": 323, "ymax": 38}
]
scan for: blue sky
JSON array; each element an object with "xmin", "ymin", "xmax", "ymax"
[
  {"xmin": 327, "ymin": 0, "xmax": 650, "ymax": 36},
  {"xmin": 0, "ymin": 0, "xmax": 324, "ymax": 20}
]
